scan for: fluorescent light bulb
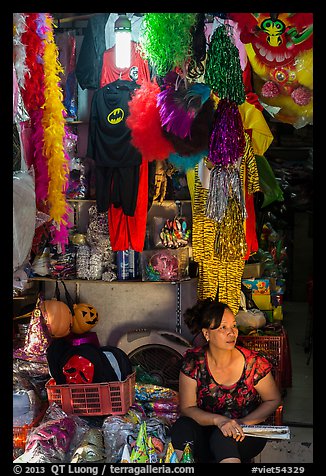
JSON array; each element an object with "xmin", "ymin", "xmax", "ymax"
[
  {"xmin": 114, "ymin": 14, "xmax": 131, "ymax": 69},
  {"xmin": 115, "ymin": 31, "xmax": 131, "ymax": 68}
]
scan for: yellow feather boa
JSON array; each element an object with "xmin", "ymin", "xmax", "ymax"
[{"xmin": 41, "ymin": 14, "xmax": 69, "ymax": 226}]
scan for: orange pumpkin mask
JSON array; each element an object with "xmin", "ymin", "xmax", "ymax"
[{"xmin": 72, "ymin": 303, "xmax": 99, "ymax": 334}]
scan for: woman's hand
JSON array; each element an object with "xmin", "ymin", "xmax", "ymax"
[{"xmin": 216, "ymin": 417, "xmax": 245, "ymax": 441}]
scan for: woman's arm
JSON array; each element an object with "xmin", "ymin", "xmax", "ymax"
[
  {"xmin": 237, "ymin": 372, "xmax": 282, "ymax": 426},
  {"xmin": 179, "ymin": 372, "xmax": 230, "ymax": 427}
]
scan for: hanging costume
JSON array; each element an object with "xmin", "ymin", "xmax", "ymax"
[
  {"xmin": 100, "ymin": 41, "xmax": 151, "ymax": 88},
  {"xmin": 191, "ymin": 130, "xmax": 260, "ymax": 315},
  {"xmin": 87, "ymin": 79, "xmax": 147, "ymax": 252},
  {"xmin": 75, "ymin": 13, "xmax": 110, "ymax": 90},
  {"xmin": 75, "ymin": 13, "xmax": 145, "ymax": 90}
]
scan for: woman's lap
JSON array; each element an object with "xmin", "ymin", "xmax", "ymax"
[{"xmin": 171, "ymin": 416, "xmax": 267, "ymax": 463}]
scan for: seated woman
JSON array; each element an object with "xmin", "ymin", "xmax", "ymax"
[{"xmin": 171, "ymin": 298, "xmax": 281, "ymax": 463}]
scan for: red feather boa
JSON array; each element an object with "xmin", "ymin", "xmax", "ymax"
[{"xmin": 126, "ymin": 81, "xmax": 175, "ymax": 162}]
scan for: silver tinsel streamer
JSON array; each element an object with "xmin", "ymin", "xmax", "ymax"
[{"xmin": 206, "ymin": 164, "xmax": 247, "ymax": 223}]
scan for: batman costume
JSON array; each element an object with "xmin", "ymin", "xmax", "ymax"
[{"xmin": 87, "ymin": 79, "xmax": 142, "ymax": 215}]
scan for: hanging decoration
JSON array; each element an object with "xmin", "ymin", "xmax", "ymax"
[
  {"xmin": 206, "ymin": 164, "xmax": 246, "ymax": 223},
  {"xmin": 15, "ymin": 13, "xmax": 72, "ymax": 253},
  {"xmin": 126, "ymin": 80, "xmax": 174, "ymax": 161},
  {"xmin": 41, "ymin": 13, "xmax": 72, "ymax": 251},
  {"xmin": 139, "ymin": 13, "xmax": 197, "ymax": 77},
  {"xmin": 208, "ymin": 98, "xmax": 245, "ymax": 166},
  {"xmin": 168, "ymin": 150, "xmax": 208, "ymax": 173},
  {"xmin": 204, "ymin": 24, "xmax": 246, "ymax": 105},
  {"xmin": 18, "ymin": 13, "xmax": 49, "ymax": 201},
  {"xmin": 13, "ymin": 13, "xmax": 28, "ymax": 90},
  {"xmin": 186, "ymin": 13, "xmax": 207, "ymax": 80},
  {"xmin": 163, "ymin": 97, "xmax": 215, "ymax": 157},
  {"xmin": 157, "ymin": 74, "xmax": 211, "ymax": 139},
  {"xmin": 230, "ymin": 13, "xmax": 313, "ymax": 128}
]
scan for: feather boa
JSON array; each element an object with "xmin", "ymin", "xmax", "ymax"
[
  {"xmin": 157, "ymin": 81, "xmax": 211, "ymax": 139},
  {"xmin": 163, "ymin": 98, "xmax": 215, "ymax": 157},
  {"xmin": 20, "ymin": 13, "xmax": 45, "ymax": 113},
  {"xmin": 13, "ymin": 13, "xmax": 29, "ymax": 89},
  {"xmin": 41, "ymin": 13, "xmax": 71, "ymax": 251},
  {"xmin": 30, "ymin": 109, "xmax": 49, "ymax": 204},
  {"xmin": 168, "ymin": 150, "xmax": 207, "ymax": 173},
  {"xmin": 126, "ymin": 80, "xmax": 175, "ymax": 161}
]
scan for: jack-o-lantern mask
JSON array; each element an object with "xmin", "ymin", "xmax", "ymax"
[
  {"xmin": 72, "ymin": 303, "xmax": 99, "ymax": 334},
  {"xmin": 62, "ymin": 355, "xmax": 95, "ymax": 384}
]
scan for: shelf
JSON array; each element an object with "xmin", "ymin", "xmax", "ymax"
[
  {"xmin": 65, "ymin": 120, "xmax": 85, "ymax": 125},
  {"xmin": 13, "ymin": 294, "xmax": 37, "ymax": 302},
  {"xmin": 30, "ymin": 277, "xmax": 196, "ymax": 285},
  {"xmin": 267, "ymin": 146, "xmax": 312, "ymax": 151},
  {"xmin": 67, "ymin": 199, "xmax": 96, "ymax": 203}
]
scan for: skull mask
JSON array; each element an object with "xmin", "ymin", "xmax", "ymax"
[{"xmin": 62, "ymin": 355, "xmax": 94, "ymax": 384}]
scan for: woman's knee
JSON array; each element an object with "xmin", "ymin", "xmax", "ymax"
[
  {"xmin": 171, "ymin": 416, "xmax": 199, "ymax": 435},
  {"xmin": 209, "ymin": 427, "xmax": 240, "ymax": 463}
]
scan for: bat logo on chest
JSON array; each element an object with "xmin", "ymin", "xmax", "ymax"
[{"xmin": 108, "ymin": 108, "xmax": 124, "ymax": 124}]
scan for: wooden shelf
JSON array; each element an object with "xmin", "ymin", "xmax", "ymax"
[{"xmin": 30, "ymin": 277, "xmax": 195, "ymax": 285}]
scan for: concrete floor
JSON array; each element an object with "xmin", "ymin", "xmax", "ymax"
[{"xmin": 254, "ymin": 300, "xmax": 313, "ymax": 463}]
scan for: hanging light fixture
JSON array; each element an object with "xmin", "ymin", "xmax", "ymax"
[{"xmin": 114, "ymin": 13, "xmax": 132, "ymax": 69}]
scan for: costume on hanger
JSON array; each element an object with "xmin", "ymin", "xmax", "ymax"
[
  {"xmin": 87, "ymin": 79, "xmax": 142, "ymax": 213},
  {"xmin": 240, "ymin": 132, "xmax": 261, "ymax": 259},
  {"xmin": 75, "ymin": 13, "xmax": 145, "ymax": 90},
  {"xmin": 87, "ymin": 79, "xmax": 148, "ymax": 252},
  {"xmin": 75, "ymin": 13, "xmax": 110, "ymax": 90},
  {"xmin": 100, "ymin": 41, "xmax": 151, "ymax": 88},
  {"xmin": 192, "ymin": 163, "xmax": 245, "ymax": 315}
]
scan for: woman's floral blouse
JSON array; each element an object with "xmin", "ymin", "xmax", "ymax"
[{"xmin": 181, "ymin": 345, "xmax": 273, "ymax": 419}]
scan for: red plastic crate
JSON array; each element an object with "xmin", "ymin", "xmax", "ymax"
[
  {"xmin": 266, "ymin": 404, "xmax": 283, "ymax": 426},
  {"xmin": 237, "ymin": 331, "xmax": 286, "ymax": 390},
  {"xmin": 45, "ymin": 372, "xmax": 136, "ymax": 416}
]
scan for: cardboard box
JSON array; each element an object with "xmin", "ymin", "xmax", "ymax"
[
  {"xmin": 242, "ymin": 278, "xmax": 271, "ymax": 295},
  {"xmin": 242, "ymin": 263, "xmax": 265, "ymax": 279},
  {"xmin": 141, "ymin": 247, "xmax": 189, "ymax": 282}
]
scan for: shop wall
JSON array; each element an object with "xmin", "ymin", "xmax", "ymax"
[{"xmin": 42, "ymin": 279, "xmax": 197, "ymax": 346}]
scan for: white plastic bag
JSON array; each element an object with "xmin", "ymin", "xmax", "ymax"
[{"xmin": 13, "ymin": 171, "xmax": 36, "ymax": 271}]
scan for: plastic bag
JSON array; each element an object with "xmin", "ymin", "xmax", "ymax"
[
  {"xmin": 14, "ymin": 403, "xmax": 89, "ymax": 463},
  {"xmin": 102, "ymin": 414, "xmax": 140, "ymax": 463},
  {"xmin": 13, "ymin": 170, "xmax": 36, "ymax": 271},
  {"xmin": 255, "ymin": 155, "xmax": 284, "ymax": 208}
]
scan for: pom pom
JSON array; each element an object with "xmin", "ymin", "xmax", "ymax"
[
  {"xmin": 206, "ymin": 165, "xmax": 247, "ymax": 223},
  {"xmin": 261, "ymin": 81, "xmax": 280, "ymax": 98},
  {"xmin": 291, "ymin": 86, "xmax": 312, "ymax": 106},
  {"xmin": 126, "ymin": 81, "xmax": 175, "ymax": 161},
  {"xmin": 204, "ymin": 24, "xmax": 245, "ymax": 105},
  {"xmin": 208, "ymin": 99, "xmax": 245, "ymax": 166}
]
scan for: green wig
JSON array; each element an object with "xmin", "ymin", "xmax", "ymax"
[{"xmin": 139, "ymin": 13, "xmax": 197, "ymax": 77}]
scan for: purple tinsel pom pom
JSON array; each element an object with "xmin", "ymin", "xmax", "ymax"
[{"xmin": 208, "ymin": 99, "xmax": 245, "ymax": 166}]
